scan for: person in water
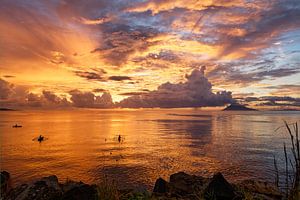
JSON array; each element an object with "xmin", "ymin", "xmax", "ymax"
[
  {"xmin": 38, "ymin": 135, "xmax": 44, "ymax": 142},
  {"xmin": 118, "ymin": 134, "xmax": 121, "ymax": 143},
  {"xmin": 12, "ymin": 124, "xmax": 22, "ymax": 128}
]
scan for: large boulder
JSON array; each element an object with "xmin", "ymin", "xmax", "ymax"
[
  {"xmin": 203, "ymin": 172, "xmax": 237, "ymax": 200},
  {"xmin": 153, "ymin": 178, "xmax": 169, "ymax": 194},
  {"xmin": 61, "ymin": 184, "xmax": 98, "ymax": 200},
  {"xmin": 152, "ymin": 172, "xmax": 208, "ymax": 199},
  {"xmin": 5, "ymin": 175, "xmax": 62, "ymax": 200},
  {"xmin": 169, "ymin": 172, "xmax": 206, "ymax": 195},
  {"xmin": 0, "ymin": 171, "xmax": 11, "ymax": 197}
]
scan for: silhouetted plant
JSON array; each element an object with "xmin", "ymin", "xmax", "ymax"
[
  {"xmin": 97, "ymin": 175, "xmax": 120, "ymax": 200},
  {"xmin": 274, "ymin": 155, "xmax": 279, "ymax": 188},
  {"xmin": 274, "ymin": 121, "xmax": 299, "ymax": 200}
]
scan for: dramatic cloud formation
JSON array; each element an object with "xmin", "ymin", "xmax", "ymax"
[
  {"xmin": 0, "ymin": 78, "xmax": 28, "ymax": 107},
  {"xmin": 0, "ymin": 78, "xmax": 114, "ymax": 108},
  {"xmin": 69, "ymin": 90, "xmax": 114, "ymax": 108},
  {"xmin": 0, "ymin": 0, "xmax": 299, "ymax": 108},
  {"xmin": 0, "ymin": 79, "xmax": 13, "ymax": 100},
  {"xmin": 0, "ymin": 78, "xmax": 70, "ymax": 108},
  {"xmin": 91, "ymin": 24, "xmax": 161, "ymax": 66},
  {"xmin": 118, "ymin": 67, "xmax": 233, "ymax": 108}
]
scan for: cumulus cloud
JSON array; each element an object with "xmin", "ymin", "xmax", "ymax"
[
  {"xmin": 0, "ymin": 78, "xmax": 71, "ymax": 108},
  {"xmin": 42, "ymin": 91, "xmax": 71, "ymax": 107},
  {"xmin": 0, "ymin": 79, "xmax": 28, "ymax": 107},
  {"xmin": 1, "ymin": 0, "xmax": 300, "ymax": 98},
  {"xmin": 23, "ymin": 91, "xmax": 71, "ymax": 108},
  {"xmin": 69, "ymin": 90, "xmax": 114, "ymax": 108},
  {"xmin": 0, "ymin": 79, "xmax": 13, "ymax": 99},
  {"xmin": 118, "ymin": 67, "xmax": 233, "ymax": 108}
]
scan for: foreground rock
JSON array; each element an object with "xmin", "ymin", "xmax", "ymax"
[
  {"xmin": 3, "ymin": 175, "xmax": 97, "ymax": 200},
  {"xmin": 203, "ymin": 172, "xmax": 237, "ymax": 200},
  {"xmin": 1, "ymin": 171, "xmax": 11, "ymax": 198},
  {"xmin": 4, "ymin": 176, "xmax": 62, "ymax": 200},
  {"xmin": 1, "ymin": 171, "xmax": 283, "ymax": 200},
  {"xmin": 236, "ymin": 180, "xmax": 282, "ymax": 200},
  {"xmin": 153, "ymin": 172, "xmax": 282, "ymax": 200}
]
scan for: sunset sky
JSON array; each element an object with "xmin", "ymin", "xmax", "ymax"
[{"xmin": 0, "ymin": 0, "xmax": 300, "ymax": 109}]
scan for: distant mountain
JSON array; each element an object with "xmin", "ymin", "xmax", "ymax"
[
  {"xmin": 223, "ymin": 104, "xmax": 257, "ymax": 111},
  {"xmin": 0, "ymin": 108, "xmax": 16, "ymax": 111},
  {"xmin": 269, "ymin": 108, "xmax": 300, "ymax": 111}
]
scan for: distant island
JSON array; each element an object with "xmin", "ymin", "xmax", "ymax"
[
  {"xmin": 223, "ymin": 104, "xmax": 257, "ymax": 111},
  {"xmin": 0, "ymin": 108, "xmax": 16, "ymax": 111}
]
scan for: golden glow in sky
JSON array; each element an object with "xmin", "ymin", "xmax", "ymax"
[{"xmin": 0, "ymin": 0, "xmax": 300, "ymax": 109}]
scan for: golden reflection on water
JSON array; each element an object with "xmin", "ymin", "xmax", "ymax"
[{"xmin": 0, "ymin": 109, "xmax": 299, "ymax": 189}]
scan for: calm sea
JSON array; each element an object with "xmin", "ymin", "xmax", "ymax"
[{"xmin": 0, "ymin": 109, "xmax": 299, "ymax": 189}]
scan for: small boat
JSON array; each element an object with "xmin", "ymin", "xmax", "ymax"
[{"xmin": 12, "ymin": 124, "xmax": 22, "ymax": 128}]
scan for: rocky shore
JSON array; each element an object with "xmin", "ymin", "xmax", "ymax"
[{"xmin": 1, "ymin": 171, "xmax": 283, "ymax": 200}]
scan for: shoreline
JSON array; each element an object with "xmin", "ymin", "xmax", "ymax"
[{"xmin": 1, "ymin": 171, "xmax": 282, "ymax": 200}]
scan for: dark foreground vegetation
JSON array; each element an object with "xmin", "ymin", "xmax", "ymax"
[{"xmin": 1, "ymin": 122, "xmax": 299, "ymax": 200}]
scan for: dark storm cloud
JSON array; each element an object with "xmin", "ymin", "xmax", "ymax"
[
  {"xmin": 108, "ymin": 76, "xmax": 131, "ymax": 81},
  {"xmin": 118, "ymin": 67, "xmax": 233, "ymax": 108}
]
